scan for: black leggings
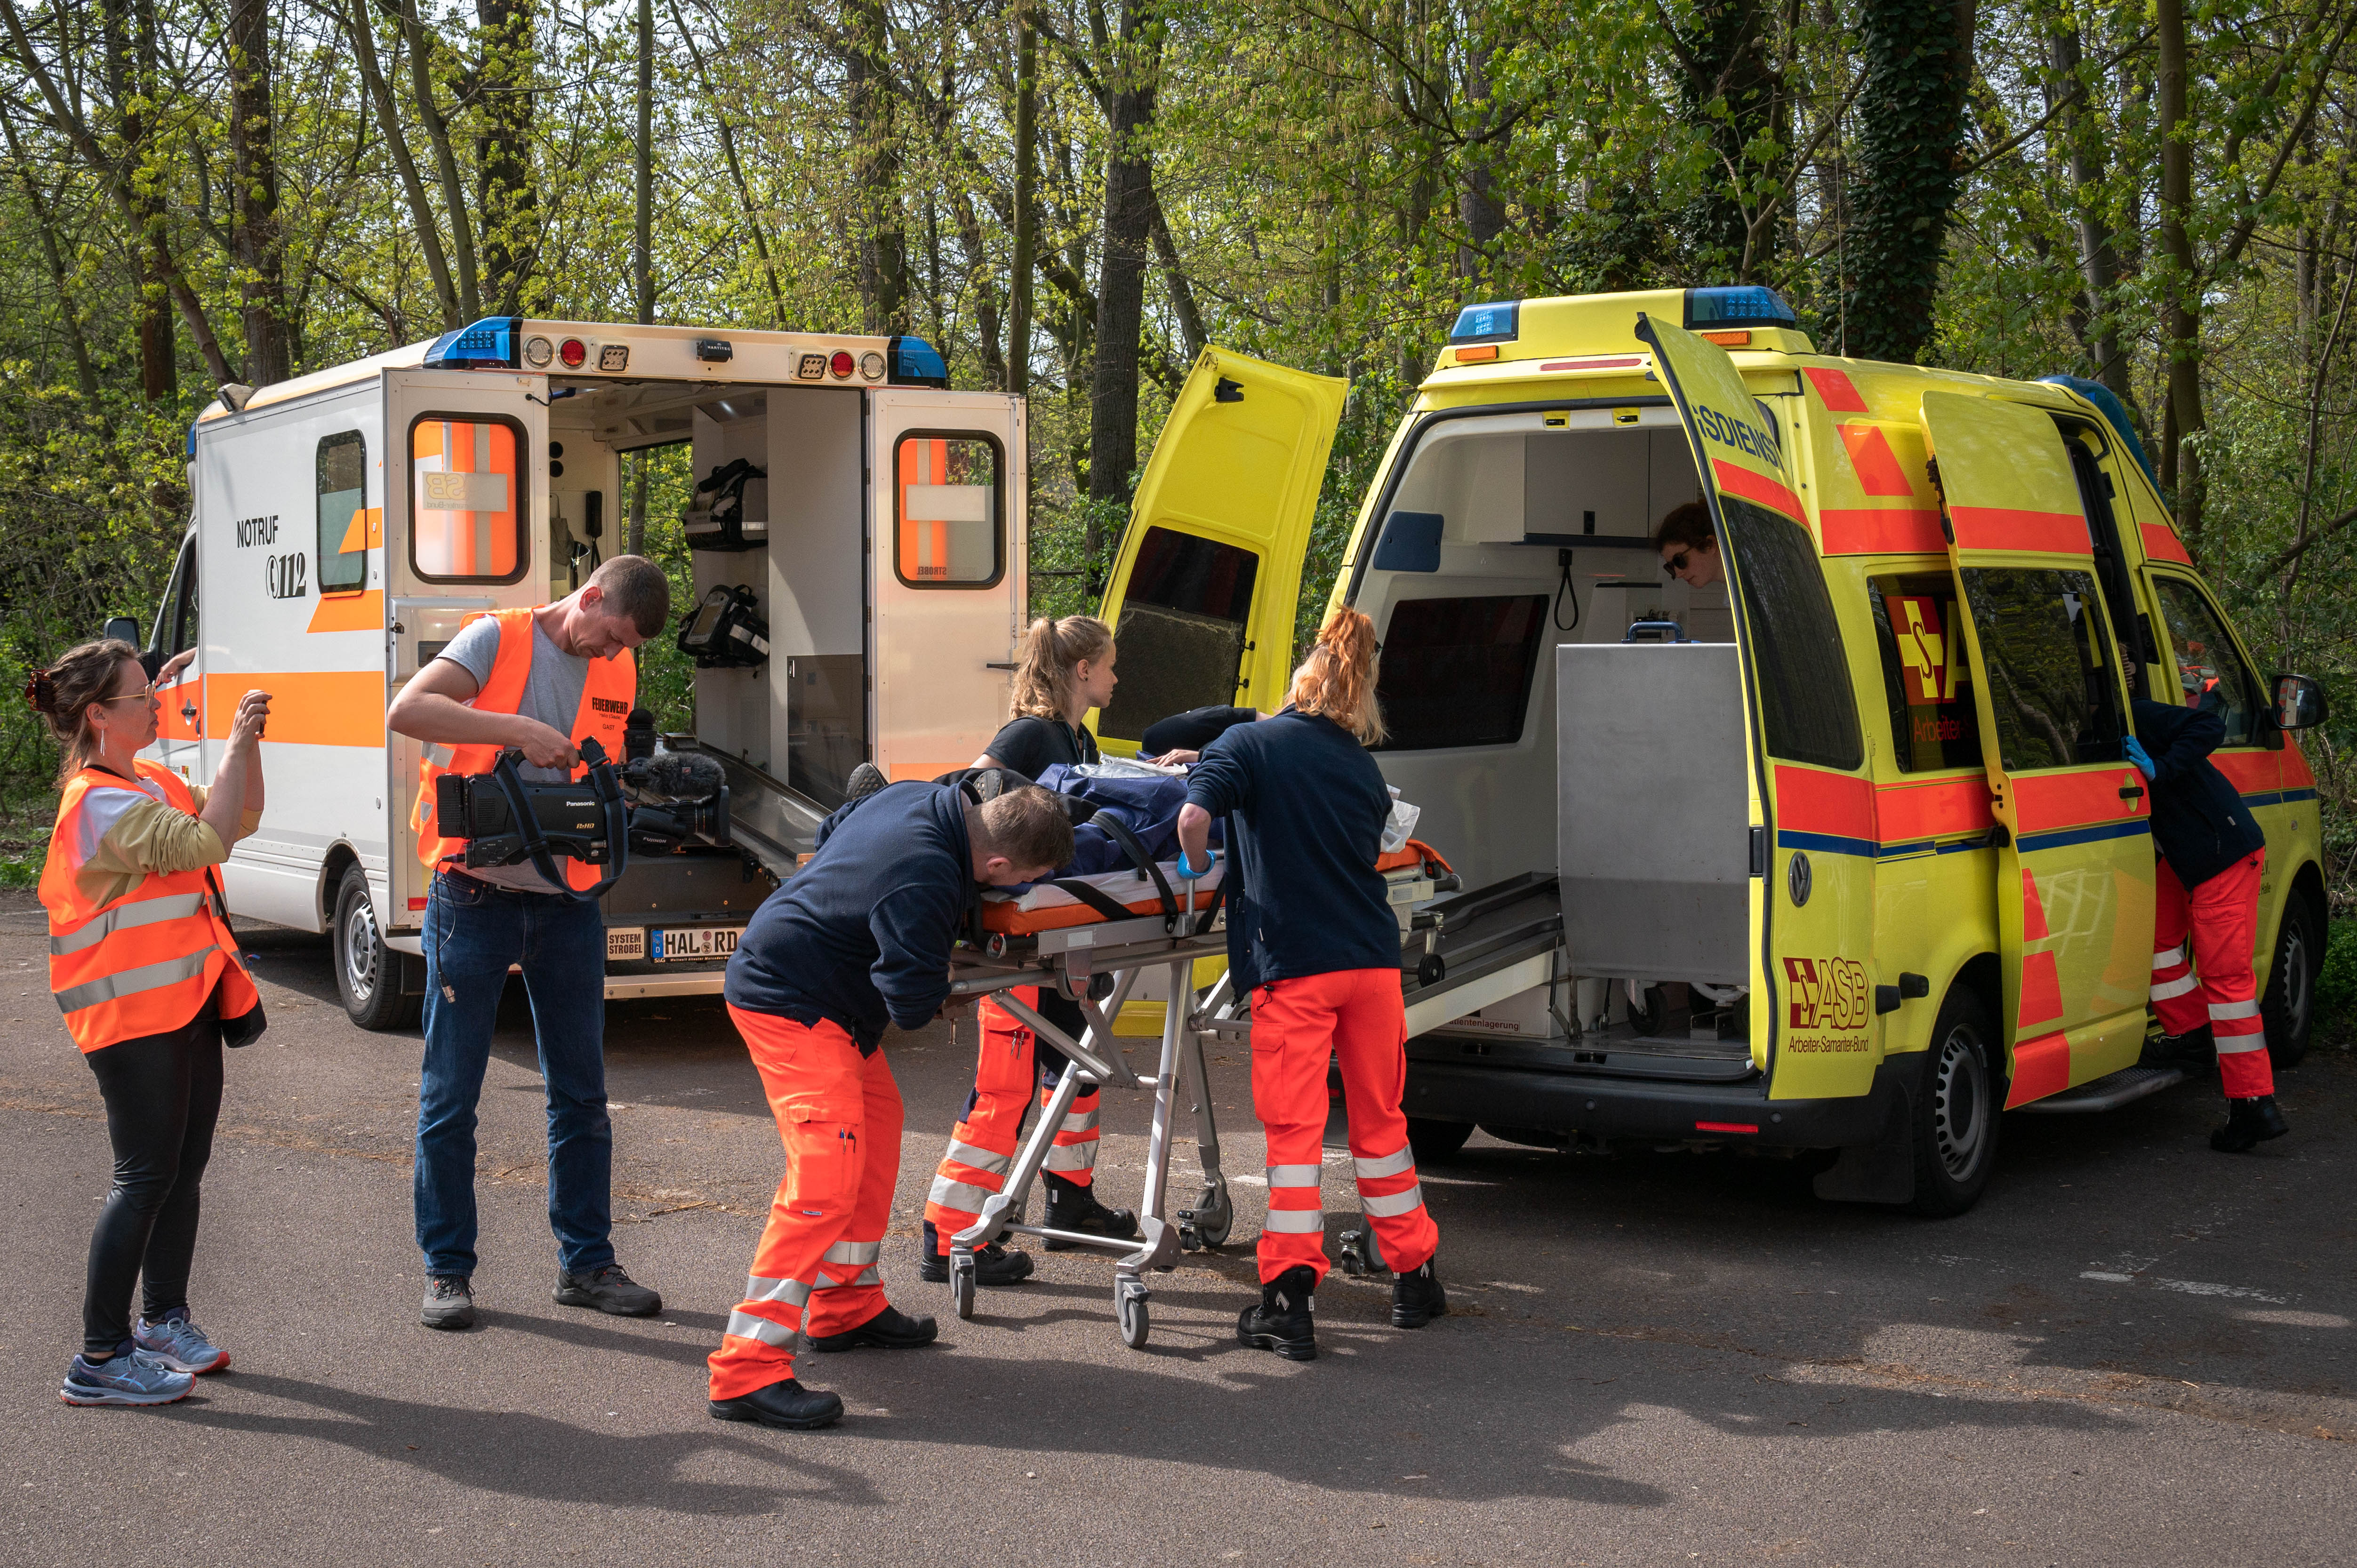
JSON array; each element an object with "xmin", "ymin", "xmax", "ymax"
[{"xmin": 81, "ymin": 996, "xmax": 224, "ymax": 1357}]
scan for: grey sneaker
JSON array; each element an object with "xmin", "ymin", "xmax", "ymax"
[
  {"xmin": 60, "ymin": 1344, "xmax": 194, "ymax": 1407},
  {"xmin": 133, "ymin": 1307, "xmax": 230, "ymax": 1373},
  {"xmin": 422, "ymin": 1275, "xmax": 476, "ymax": 1330},
  {"xmin": 845, "ymin": 762, "xmax": 889, "ymax": 801}
]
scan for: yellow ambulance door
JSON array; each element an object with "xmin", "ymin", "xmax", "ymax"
[
  {"xmin": 1091, "ymin": 348, "xmax": 1347, "ymax": 753},
  {"xmin": 1918, "ymin": 391, "xmax": 2154, "ymax": 1104},
  {"xmin": 1635, "ymin": 314, "xmax": 1878, "ymax": 1097}
]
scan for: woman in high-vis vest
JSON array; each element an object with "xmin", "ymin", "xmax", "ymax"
[{"xmin": 31, "ymin": 638, "xmax": 269, "ymax": 1408}]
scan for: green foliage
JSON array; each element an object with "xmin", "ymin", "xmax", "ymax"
[{"xmin": 2317, "ymin": 920, "xmax": 2357, "ymax": 1040}]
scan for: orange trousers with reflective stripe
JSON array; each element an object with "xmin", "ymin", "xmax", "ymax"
[
  {"xmin": 924, "ymin": 987, "xmax": 1101, "ymax": 1253},
  {"xmin": 1250, "ymin": 968, "xmax": 1437, "ymax": 1285},
  {"xmin": 708, "ymin": 1007, "xmax": 901, "ymax": 1401},
  {"xmin": 2151, "ymin": 851, "xmax": 2273, "ymax": 1100}
]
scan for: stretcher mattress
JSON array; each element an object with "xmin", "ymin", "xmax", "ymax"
[{"xmin": 978, "ymin": 840, "xmax": 1452, "ymax": 936}]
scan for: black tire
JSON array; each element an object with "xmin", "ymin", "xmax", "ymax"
[
  {"xmin": 2261, "ymin": 888, "xmax": 2321, "ymax": 1072},
  {"xmin": 335, "ymin": 864, "xmax": 420, "ymax": 1031},
  {"xmin": 1908, "ymin": 984, "xmax": 2002, "ymax": 1217},
  {"xmin": 1406, "ymin": 1116, "xmax": 1476, "ymax": 1164}
]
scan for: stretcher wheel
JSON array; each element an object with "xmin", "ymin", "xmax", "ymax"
[
  {"xmin": 949, "ymin": 1254, "xmax": 977, "ymax": 1320},
  {"xmin": 1415, "ymin": 953, "xmax": 1445, "ymax": 987},
  {"xmin": 1115, "ymin": 1281, "xmax": 1151, "ymax": 1349},
  {"xmin": 1180, "ymin": 1182, "xmax": 1233, "ymax": 1249}
]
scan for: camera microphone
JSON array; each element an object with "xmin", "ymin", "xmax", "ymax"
[{"xmin": 639, "ymin": 750, "xmax": 726, "ymax": 799}]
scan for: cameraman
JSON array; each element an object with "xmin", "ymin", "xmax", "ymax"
[{"xmin": 385, "ymin": 555, "xmax": 671, "ymax": 1331}]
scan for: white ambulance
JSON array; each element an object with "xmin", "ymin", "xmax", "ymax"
[{"xmin": 135, "ymin": 317, "xmax": 1027, "ymax": 1028}]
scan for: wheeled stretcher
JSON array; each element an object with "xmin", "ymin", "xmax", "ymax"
[{"xmin": 941, "ymin": 842, "xmax": 1452, "ymax": 1347}]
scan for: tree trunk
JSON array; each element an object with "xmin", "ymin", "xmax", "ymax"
[
  {"xmin": 0, "ymin": 115, "xmax": 99, "ymax": 397},
  {"xmin": 2154, "ymin": 0, "xmax": 2204, "ymax": 541},
  {"xmin": 473, "ymin": 0, "xmax": 537, "ymax": 314},
  {"xmin": 634, "ymin": 0, "xmax": 653, "ymax": 327},
  {"xmin": 2048, "ymin": 22, "xmax": 2126, "ymax": 400},
  {"xmin": 847, "ymin": 0, "xmax": 909, "ymax": 334},
  {"xmin": 227, "ymin": 0, "xmax": 290, "ymax": 384},
  {"xmin": 345, "ymin": 0, "xmax": 460, "ymax": 326},
  {"xmin": 99, "ymin": 0, "xmax": 175, "ymax": 402},
  {"xmin": 1841, "ymin": 0, "xmax": 1976, "ymax": 364},
  {"xmin": 666, "ymin": 0, "xmax": 786, "ymax": 327},
  {"xmin": 1672, "ymin": 0, "xmax": 1781, "ymax": 280},
  {"xmin": 1087, "ymin": 0, "xmax": 1161, "ymax": 529},
  {"xmin": 1456, "ymin": 37, "xmax": 1503, "ymax": 285},
  {"xmin": 391, "ymin": 0, "xmax": 482, "ymax": 320},
  {"xmin": 1008, "ymin": 0, "xmax": 1038, "ymax": 398}
]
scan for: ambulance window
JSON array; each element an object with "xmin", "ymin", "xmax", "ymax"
[
  {"xmin": 409, "ymin": 415, "xmax": 527, "ymax": 584},
  {"xmin": 1722, "ymin": 499, "xmax": 1863, "ymax": 770},
  {"xmin": 1956, "ymin": 567, "xmax": 2126, "ymax": 769},
  {"xmin": 2150, "ymin": 576, "xmax": 2260, "ymax": 745},
  {"xmin": 1375, "ymin": 594, "xmax": 1549, "ymax": 750},
  {"xmin": 1868, "ymin": 574, "xmax": 1983, "ymax": 773},
  {"xmin": 317, "ymin": 431, "xmax": 368, "ymax": 593},
  {"xmin": 1096, "ymin": 526, "xmax": 1260, "ymax": 744},
  {"xmin": 162, "ymin": 535, "xmax": 198, "ymax": 656},
  {"xmin": 893, "ymin": 433, "xmax": 1003, "ymax": 587}
]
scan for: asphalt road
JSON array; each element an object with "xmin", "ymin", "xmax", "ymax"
[{"xmin": 1, "ymin": 889, "xmax": 2351, "ymax": 1567}]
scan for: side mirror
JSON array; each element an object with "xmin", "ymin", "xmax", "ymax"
[
  {"xmin": 102, "ymin": 616, "xmax": 140, "ymax": 649},
  {"xmin": 2273, "ymin": 673, "xmax": 2327, "ymax": 731}
]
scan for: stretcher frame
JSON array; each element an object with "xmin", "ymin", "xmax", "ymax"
[{"xmin": 943, "ymin": 874, "xmax": 1241, "ymax": 1350}]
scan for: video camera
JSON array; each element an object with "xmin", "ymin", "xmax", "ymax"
[{"xmin": 433, "ymin": 709, "xmax": 732, "ymax": 898}]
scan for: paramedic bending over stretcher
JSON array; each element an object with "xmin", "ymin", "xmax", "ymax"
[
  {"xmin": 708, "ymin": 781, "xmax": 1073, "ymax": 1431},
  {"xmin": 1175, "ymin": 607, "xmax": 1446, "ymax": 1362}
]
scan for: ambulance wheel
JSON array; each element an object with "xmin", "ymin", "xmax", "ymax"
[
  {"xmin": 1908, "ymin": 986, "xmax": 2000, "ymax": 1217},
  {"xmin": 1116, "ymin": 1281, "xmax": 1150, "ymax": 1349},
  {"xmin": 949, "ymin": 1256, "xmax": 977, "ymax": 1320},
  {"xmin": 1406, "ymin": 1116, "xmax": 1475, "ymax": 1164},
  {"xmin": 335, "ymin": 865, "xmax": 420, "ymax": 1032},
  {"xmin": 2261, "ymin": 888, "xmax": 2321, "ymax": 1071}
]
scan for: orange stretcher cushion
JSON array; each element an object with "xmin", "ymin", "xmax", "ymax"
[{"xmin": 977, "ymin": 838, "xmax": 1452, "ymax": 936}]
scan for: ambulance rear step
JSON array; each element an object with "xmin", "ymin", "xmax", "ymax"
[
  {"xmin": 1400, "ymin": 872, "xmax": 1564, "ymax": 1038},
  {"xmin": 2013, "ymin": 1063, "xmax": 2188, "ymax": 1114}
]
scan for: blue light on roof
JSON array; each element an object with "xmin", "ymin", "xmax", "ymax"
[
  {"xmin": 1684, "ymin": 287, "xmax": 1797, "ymax": 329},
  {"xmin": 1448, "ymin": 301, "xmax": 1520, "ymax": 344},
  {"xmin": 888, "ymin": 335, "xmax": 950, "ymax": 388},
  {"xmin": 424, "ymin": 316, "xmax": 522, "ymax": 370}
]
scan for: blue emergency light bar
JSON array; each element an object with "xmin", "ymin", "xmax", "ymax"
[
  {"xmin": 1448, "ymin": 301, "xmax": 1521, "ymax": 344},
  {"xmin": 423, "ymin": 316, "xmax": 523, "ymax": 370},
  {"xmin": 1683, "ymin": 286, "xmax": 1797, "ymax": 329},
  {"xmin": 887, "ymin": 335, "xmax": 950, "ymax": 388}
]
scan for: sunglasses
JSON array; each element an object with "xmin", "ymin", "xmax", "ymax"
[{"xmin": 1661, "ymin": 550, "xmax": 1692, "ymax": 577}]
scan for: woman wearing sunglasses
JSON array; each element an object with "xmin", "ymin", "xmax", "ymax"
[
  {"xmin": 1655, "ymin": 501, "xmax": 1724, "ymax": 589},
  {"xmin": 28, "ymin": 637, "xmax": 270, "ymax": 1406}
]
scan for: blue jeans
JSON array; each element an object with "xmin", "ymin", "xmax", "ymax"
[{"xmin": 414, "ymin": 872, "xmax": 613, "ymax": 1280}]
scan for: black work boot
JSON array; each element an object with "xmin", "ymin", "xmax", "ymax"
[
  {"xmin": 2143, "ymin": 1024, "xmax": 2216, "ymax": 1069},
  {"xmin": 553, "ymin": 1263, "xmax": 662, "ymax": 1317},
  {"xmin": 1042, "ymin": 1171, "xmax": 1139, "ymax": 1251},
  {"xmin": 709, "ymin": 1378, "xmax": 844, "ymax": 1431},
  {"xmin": 916, "ymin": 1222, "xmax": 1034, "ymax": 1285},
  {"xmin": 1392, "ymin": 1256, "xmax": 1449, "ymax": 1328},
  {"xmin": 1237, "ymin": 1264, "xmax": 1319, "ymax": 1361},
  {"xmin": 809, "ymin": 1304, "xmax": 938, "ymax": 1352},
  {"xmin": 2209, "ymin": 1095, "xmax": 2290, "ymax": 1152}
]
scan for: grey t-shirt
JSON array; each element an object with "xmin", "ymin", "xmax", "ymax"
[{"xmin": 438, "ymin": 613, "xmax": 591, "ymax": 894}]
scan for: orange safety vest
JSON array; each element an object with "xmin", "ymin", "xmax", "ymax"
[
  {"xmin": 41, "ymin": 761, "xmax": 262, "ymax": 1054},
  {"xmin": 410, "ymin": 606, "xmax": 636, "ymax": 894}
]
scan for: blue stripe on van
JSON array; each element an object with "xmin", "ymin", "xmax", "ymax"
[
  {"xmin": 1776, "ymin": 830, "xmax": 1878, "ymax": 858},
  {"xmin": 2016, "ymin": 818, "xmax": 2152, "ymax": 854}
]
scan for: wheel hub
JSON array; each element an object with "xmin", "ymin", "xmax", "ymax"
[
  {"xmin": 1930, "ymin": 1025, "xmax": 1988, "ymax": 1179},
  {"xmin": 343, "ymin": 894, "xmax": 380, "ymax": 1003}
]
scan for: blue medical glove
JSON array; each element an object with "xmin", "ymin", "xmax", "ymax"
[
  {"xmin": 2123, "ymin": 734, "xmax": 2155, "ymax": 780},
  {"xmin": 1177, "ymin": 847, "xmax": 1217, "ymax": 879}
]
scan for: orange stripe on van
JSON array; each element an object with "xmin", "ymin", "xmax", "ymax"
[
  {"xmin": 154, "ymin": 677, "xmax": 200, "ymax": 742},
  {"xmin": 2016, "ymin": 949, "xmax": 2064, "ymax": 1030},
  {"xmin": 1836, "ymin": 425, "xmax": 1916, "ymax": 496},
  {"xmin": 1819, "ymin": 507, "xmax": 1946, "ymax": 555},
  {"xmin": 337, "ymin": 505, "xmax": 384, "ymax": 554},
  {"xmin": 1710, "ymin": 458, "xmax": 1804, "ymax": 522},
  {"xmin": 306, "ymin": 590, "xmax": 383, "ymax": 633},
  {"xmin": 2211, "ymin": 749, "xmax": 2279, "ymax": 793},
  {"xmin": 1873, "ymin": 777, "xmax": 1993, "ymax": 841},
  {"xmin": 2283, "ymin": 742, "xmax": 2315, "ymax": 788},
  {"xmin": 205, "ymin": 671, "xmax": 384, "ymax": 748},
  {"xmin": 1774, "ymin": 766, "xmax": 1874, "ymax": 838},
  {"xmin": 1948, "ymin": 505, "xmax": 2091, "ymax": 555},
  {"xmin": 1803, "ymin": 367, "xmax": 1868, "ymax": 413},
  {"xmin": 2012, "ymin": 769, "xmax": 2141, "ymax": 832},
  {"xmin": 2139, "ymin": 521, "xmax": 2192, "ymax": 565},
  {"xmin": 2005, "ymin": 1030, "xmax": 2071, "ymax": 1106}
]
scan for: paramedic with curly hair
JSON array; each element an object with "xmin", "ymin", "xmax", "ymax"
[{"xmin": 1175, "ymin": 606, "xmax": 1445, "ymax": 1361}]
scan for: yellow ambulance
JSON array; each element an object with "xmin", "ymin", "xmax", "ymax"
[{"xmin": 1089, "ymin": 287, "xmax": 2328, "ymax": 1215}]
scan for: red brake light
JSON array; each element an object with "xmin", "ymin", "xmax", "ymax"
[
  {"xmin": 830, "ymin": 350, "xmax": 855, "ymax": 379},
  {"xmin": 558, "ymin": 338, "xmax": 587, "ymax": 368},
  {"xmin": 1695, "ymin": 1121, "xmax": 1759, "ymax": 1134}
]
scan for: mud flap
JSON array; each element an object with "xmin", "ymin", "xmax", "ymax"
[{"xmin": 1811, "ymin": 1077, "xmax": 1916, "ymax": 1205}]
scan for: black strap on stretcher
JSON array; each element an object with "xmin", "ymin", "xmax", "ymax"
[{"xmin": 949, "ymin": 770, "xmax": 1193, "ymax": 936}]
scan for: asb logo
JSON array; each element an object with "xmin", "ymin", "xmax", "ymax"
[
  {"xmin": 1884, "ymin": 594, "xmax": 1962, "ymax": 705},
  {"xmin": 1783, "ymin": 956, "xmax": 1869, "ymax": 1031}
]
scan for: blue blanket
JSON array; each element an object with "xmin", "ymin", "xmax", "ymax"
[{"xmin": 1035, "ymin": 765, "xmax": 1221, "ymax": 878}]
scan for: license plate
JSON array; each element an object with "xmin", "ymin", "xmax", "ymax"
[{"xmin": 650, "ymin": 926, "xmax": 742, "ymax": 962}]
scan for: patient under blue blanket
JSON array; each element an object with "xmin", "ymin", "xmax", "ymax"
[{"xmin": 1034, "ymin": 764, "xmax": 1222, "ymax": 879}]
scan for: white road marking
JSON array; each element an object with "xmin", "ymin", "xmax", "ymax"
[{"xmin": 2079, "ymin": 1270, "xmax": 2287, "ymax": 1304}]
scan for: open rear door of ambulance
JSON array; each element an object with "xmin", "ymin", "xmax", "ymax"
[
  {"xmin": 1091, "ymin": 348, "xmax": 1346, "ymax": 754},
  {"xmin": 1634, "ymin": 313, "xmax": 1876, "ymax": 1101},
  {"xmin": 1918, "ymin": 391, "xmax": 2154, "ymax": 1104}
]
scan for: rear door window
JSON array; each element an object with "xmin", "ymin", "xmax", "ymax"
[
  {"xmin": 2149, "ymin": 575, "xmax": 2261, "ymax": 744},
  {"xmin": 1376, "ymin": 593, "xmax": 1549, "ymax": 750},
  {"xmin": 894, "ymin": 432, "xmax": 1004, "ymax": 586},
  {"xmin": 1868, "ymin": 573, "xmax": 1983, "ymax": 772},
  {"xmin": 1096, "ymin": 526, "xmax": 1261, "ymax": 743},
  {"xmin": 410, "ymin": 415, "xmax": 526, "ymax": 584},
  {"xmin": 1957, "ymin": 567, "xmax": 2126, "ymax": 770},
  {"xmin": 1723, "ymin": 498, "xmax": 1863, "ymax": 769}
]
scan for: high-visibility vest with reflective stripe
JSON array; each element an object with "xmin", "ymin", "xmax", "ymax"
[
  {"xmin": 40, "ymin": 761, "xmax": 261, "ymax": 1054},
  {"xmin": 409, "ymin": 607, "xmax": 637, "ymax": 894}
]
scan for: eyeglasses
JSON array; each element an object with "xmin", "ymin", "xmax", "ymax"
[
  {"xmin": 94, "ymin": 688, "xmax": 159, "ymax": 708},
  {"xmin": 1661, "ymin": 550, "xmax": 1691, "ymax": 577}
]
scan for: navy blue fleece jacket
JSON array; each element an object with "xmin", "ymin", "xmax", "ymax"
[
  {"xmin": 2131, "ymin": 698, "xmax": 2266, "ymax": 888},
  {"xmin": 724, "ymin": 782, "xmax": 973, "ymax": 1051}
]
